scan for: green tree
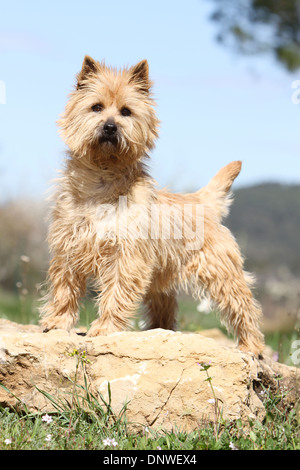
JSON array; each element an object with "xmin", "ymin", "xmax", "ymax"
[{"xmin": 207, "ymin": 0, "xmax": 300, "ymax": 71}]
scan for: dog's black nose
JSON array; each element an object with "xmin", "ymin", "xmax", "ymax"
[{"xmin": 103, "ymin": 120, "xmax": 117, "ymax": 135}]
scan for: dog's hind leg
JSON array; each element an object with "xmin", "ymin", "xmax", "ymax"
[
  {"xmin": 143, "ymin": 290, "xmax": 178, "ymax": 331},
  {"xmin": 188, "ymin": 227, "xmax": 265, "ymax": 356}
]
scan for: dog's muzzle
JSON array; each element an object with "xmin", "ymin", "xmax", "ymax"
[{"xmin": 99, "ymin": 118, "xmax": 119, "ymax": 146}]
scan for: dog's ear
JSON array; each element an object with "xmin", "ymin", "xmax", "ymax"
[
  {"xmin": 129, "ymin": 60, "xmax": 150, "ymax": 94},
  {"xmin": 77, "ymin": 55, "xmax": 100, "ymax": 89}
]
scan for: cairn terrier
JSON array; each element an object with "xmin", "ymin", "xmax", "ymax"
[{"xmin": 40, "ymin": 56, "xmax": 264, "ymax": 355}]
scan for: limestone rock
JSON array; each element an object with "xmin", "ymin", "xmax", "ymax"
[{"xmin": 0, "ymin": 319, "xmax": 298, "ymax": 432}]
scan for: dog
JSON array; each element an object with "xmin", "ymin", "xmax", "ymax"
[{"xmin": 40, "ymin": 56, "xmax": 264, "ymax": 355}]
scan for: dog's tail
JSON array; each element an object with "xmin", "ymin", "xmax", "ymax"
[
  {"xmin": 206, "ymin": 160, "xmax": 242, "ymax": 194},
  {"xmin": 197, "ymin": 161, "xmax": 242, "ymax": 220}
]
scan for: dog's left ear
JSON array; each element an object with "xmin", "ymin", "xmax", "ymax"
[{"xmin": 129, "ymin": 60, "xmax": 150, "ymax": 94}]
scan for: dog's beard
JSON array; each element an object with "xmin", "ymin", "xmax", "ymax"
[
  {"xmin": 98, "ymin": 130, "xmax": 138, "ymax": 160},
  {"xmin": 80, "ymin": 126, "xmax": 146, "ymax": 165},
  {"xmin": 95, "ymin": 129, "xmax": 121, "ymax": 159},
  {"xmin": 98, "ymin": 133, "xmax": 119, "ymax": 147},
  {"xmin": 87, "ymin": 131, "xmax": 128, "ymax": 164}
]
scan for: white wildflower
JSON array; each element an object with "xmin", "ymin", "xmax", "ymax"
[
  {"xmin": 110, "ymin": 438, "xmax": 118, "ymax": 447},
  {"xmin": 103, "ymin": 437, "xmax": 118, "ymax": 447},
  {"xmin": 42, "ymin": 414, "xmax": 53, "ymax": 424},
  {"xmin": 229, "ymin": 441, "xmax": 238, "ymax": 450}
]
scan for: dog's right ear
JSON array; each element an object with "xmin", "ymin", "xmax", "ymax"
[{"xmin": 76, "ymin": 55, "xmax": 100, "ymax": 89}]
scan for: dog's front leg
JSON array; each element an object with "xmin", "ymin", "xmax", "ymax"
[
  {"xmin": 40, "ymin": 252, "xmax": 86, "ymax": 332},
  {"xmin": 87, "ymin": 244, "xmax": 153, "ymax": 336}
]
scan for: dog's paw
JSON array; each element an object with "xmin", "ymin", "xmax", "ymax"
[
  {"xmin": 86, "ymin": 327, "xmax": 110, "ymax": 337},
  {"xmin": 40, "ymin": 314, "xmax": 75, "ymax": 333},
  {"xmin": 40, "ymin": 321, "xmax": 58, "ymax": 333},
  {"xmin": 238, "ymin": 341, "xmax": 264, "ymax": 358},
  {"xmin": 87, "ymin": 320, "xmax": 123, "ymax": 337}
]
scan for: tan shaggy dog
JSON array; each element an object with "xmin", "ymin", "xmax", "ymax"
[{"xmin": 40, "ymin": 56, "xmax": 265, "ymax": 355}]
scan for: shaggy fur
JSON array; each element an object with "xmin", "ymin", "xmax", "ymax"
[{"xmin": 40, "ymin": 56, "xmax": 265, "ymax": 355}]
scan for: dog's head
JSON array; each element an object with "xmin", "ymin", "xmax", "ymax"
[{"xmin": 58, "ymin": 56, "xmax": 159, "ymax": 164}]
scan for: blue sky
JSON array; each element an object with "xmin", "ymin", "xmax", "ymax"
[{"xmin": 0, "ymin": 0, "xmax": 299, "ymax": 201}]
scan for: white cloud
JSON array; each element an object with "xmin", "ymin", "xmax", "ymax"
[{"xmin": 0, "ymin": 31, "xmax": 51, "ymax": 54}]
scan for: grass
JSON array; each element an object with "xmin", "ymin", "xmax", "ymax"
[
  {"xmin": 0, "ymin": 351, "xmax": 299, "ymax": 450},
  {"xmin": 0, "ymin": 289, "xmax": 299, "ymax": 450},
  {"xmin": 0, "ymin": 287, "xmax": 297, "ymax": 364}
]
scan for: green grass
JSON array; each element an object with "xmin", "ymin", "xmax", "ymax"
[
  {"xmin": 0, "ymin": 288, "xmax": 297, "ymax": 364},
  {"xmin": 1, "ymin": 407, "xmax": 297, "ymax": 450},
  {"xmin": 0, "ymin": 351, "xmax": 299, "ymax": 450},
  {"xmin": 0, "ymin": 288, "xmax": 220, "ymax": 331}
]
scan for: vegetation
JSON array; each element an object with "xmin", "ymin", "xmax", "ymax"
[
  {"xmin": 0, "ymin": 289, "xmax": 297, "ymax": 365},
  {"xmin": 0, "ymin": 289, "xmax": 299, "ymax": 451},
  {"xmin": 0, "ymin": 349, "xmax": 299, "ymax": 450},
  {"xmin": 227, "ymin": 183, "xmax": 300, "ymax": 276},
  {"xmin": 207, "ymin": 0, "xmax": 300, "ymax": 71}
]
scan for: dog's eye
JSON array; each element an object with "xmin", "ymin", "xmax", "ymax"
[
  {"xmin": 92, "ymin": 104, "xmax": 103, "ymax": 113},
  {"xmin": 121, "ymin": 107, "xmax": 131, "ymax": 117}
]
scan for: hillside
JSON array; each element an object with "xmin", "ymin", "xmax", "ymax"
[
  {"xmin": 227, "ymin": 183, "xmax": 300, "ymax": 276},
  {"xmin": 0, "ymin": 183, "xmax": 299, "ymax": 290}
]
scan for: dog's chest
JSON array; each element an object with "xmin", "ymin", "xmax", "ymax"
[{"xmin": 86, "ymin": 197, "xmax": 151, "ymax": 244}]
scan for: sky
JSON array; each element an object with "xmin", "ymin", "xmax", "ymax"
[{"xmin": 0, "ymin": 0, "xmax": 299, "ymax": 202}]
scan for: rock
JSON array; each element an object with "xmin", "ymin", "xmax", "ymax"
[
  {"xmin": 198, "ymin": 327, "xmax": 275, "ymax": 358},
  {"xmin": 194, "ymin": 327, "xmax": 235, "ymax": 347},
  {"xmin": 0, "ymin": 319, "xmax": 298, "ymax": 432}
]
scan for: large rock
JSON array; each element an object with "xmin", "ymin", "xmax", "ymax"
[{"xmin": 0, "ymin": 319, "xmax": 298, "ymax": 432}]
